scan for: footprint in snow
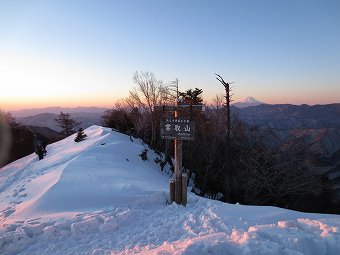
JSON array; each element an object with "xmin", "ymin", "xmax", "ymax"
[
  {"xmin": 14, "ymin": 201, "xmax": 23, "ymax": 204},
  {"xmin": 1, "ymin": 207, "xmax": 15, "ymax": 217},
  {"xmin": 18, "ymin": 193, "xmax": 28, "ymax": 198}
]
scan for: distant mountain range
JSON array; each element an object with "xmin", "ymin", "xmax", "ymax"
[
  {"xmin": 17, "ymin": 112, "xmax": 104, "ymax": 132},
  {"xmin": 13, "ymin": 103, "xmax": 339, "ymax": 154},
  {"xmin": 230, "ymin": 102, "xmax": 340, "ymax": 194},
  {"xmin": 12, "ymin": 107, "xmax": 106, "ymax": 132},
  {"xmin": 12, "ymin": 106, "xmax": 108, "ymax": 118},
  {"xmin": 235, "ymin": 103, "xmax": 340, "ymax": 129},
  {"xmin": 233, "ymin": 103, "xmax": 340, "ymax": 156}
]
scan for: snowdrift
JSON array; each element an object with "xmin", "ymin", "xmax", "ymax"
[{"xmin": 0, "ymin": 125, "xmax": 339, "ymax": 255}]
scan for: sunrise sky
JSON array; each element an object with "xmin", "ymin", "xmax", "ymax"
[{"xmin": 1, "ymin": 0, "xmax": 339, "ymax": 111}]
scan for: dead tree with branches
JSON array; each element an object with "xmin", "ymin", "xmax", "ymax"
[{"xmin": 215, "ymin": 74, "xmax": 233, "ymax": 137}]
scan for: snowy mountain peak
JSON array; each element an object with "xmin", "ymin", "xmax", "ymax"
[
  {"xmin": 233, "ymin": 96, "xmax": 264, "ymax": 108},
  {"xmin": 242, "ymin": 96, "xmax": 261, "ymax": 103}
]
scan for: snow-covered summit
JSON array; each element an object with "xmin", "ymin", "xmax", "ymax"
[
  {"xmin": 233, "ymin": 96, "xmax": 264, "ymax": 108},
  {"xmin": 1, "ymin": 125, "xmax": 340, "ymax": 255}
]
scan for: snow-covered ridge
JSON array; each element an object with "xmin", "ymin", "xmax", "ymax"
[
  {"xmin": 1, "ymin": 125, "xmax": 340, "ymax": 255},
  {"xmin": 1, "ymin": 125, "xmax": 167, "ymax": 219}
]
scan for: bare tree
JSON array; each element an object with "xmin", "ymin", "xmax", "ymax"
[
  {"xmin": 215, "ymin": 74, "xmax": 233, "ymax": 137},
  {"xmin": 234, "ymin": 133, "xmax": 323, "ymax": 207},
  {"xmin": 212, "ymin": 94, "xmax": 225, "ymax": 110},
  {"xmin": 182, "ymin": 98, "xmax": 226, "ymax": 198},
  {"xmin": 101, "ymin": 107, "xmax": 134, "ymax": 138},
  {"xmin": 55, "ymin": 112, "xmax": 79, "ymax": 137},
  {"xmin": 127, "ymin": 71, "xmax": 169, "ymax": 147},
  {"xmin": 161, "ymin": 78, "xmax": 179, "ymax": 104}
]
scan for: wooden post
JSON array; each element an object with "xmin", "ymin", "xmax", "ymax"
[
  {"xmin": 169, "ymin": 179, "xmax": 175, "ymax": 204},
  {"xmin": 181, "ymin": 173, "xmax": 187, "ymax": 206},
  {"xmin": 175, "ymin": 172, "xmax": 182, "ymax": 204},
  {"xmin": 155, "ymin": 101, "xmax": 203, "ymax": 207},
  {"xmin": 174, "ymin": 100, "xmax": 183, "ymax": 204},
  {"xmin": 174, "ymin": 138, "xmax": 183, "ymax": 204}
]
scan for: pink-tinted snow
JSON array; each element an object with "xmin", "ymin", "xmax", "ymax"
[{"xmin": 1, "ymin": 126, "xmax": 339, "ymax": 255}]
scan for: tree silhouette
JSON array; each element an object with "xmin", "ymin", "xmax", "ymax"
[
  {"xmin": 74, "ymin": 128, "xmax": 87, "ymax": 142},
  {"xmin": 55, "ymin": 112, "xmax": 79, "ymax": 137},
  {"xmin": 179, "ymin": 88, "xmax": 203, "ymax": 105},
  {"xmin": 215, "ymin": 74, "xmax": 233, "ymax": 137},
  {"xmin": 0, "ymin": 110, "xmax": 35, "ymax": 166}
]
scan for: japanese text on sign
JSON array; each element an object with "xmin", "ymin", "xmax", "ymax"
[{"xmin": 160, "ymin": 118, "xmax": 195, "ymax": 141}]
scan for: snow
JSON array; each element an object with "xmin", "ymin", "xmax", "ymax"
[
  {"xmin": 240, "ymin": 97, "xmax": 261, "ymax": 104},
  {"xmin": 233, "ymin": 96, "xmax": 264, "ymax": 108},
  {"xmin": 1, "ymin": 125, "xmax": 339, "ymax": 255}
]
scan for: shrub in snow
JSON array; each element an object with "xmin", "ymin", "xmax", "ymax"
[
  {"xmin": 139, "ymin": 149, "xmax": 148, "ymax": 161},
  {"xmin": 154, "ymin": 157, "xmax": 166, "ymax": 172},
  {"xmin": 74, "ymin": 128, "xmax": 87, "ymax": 142}
]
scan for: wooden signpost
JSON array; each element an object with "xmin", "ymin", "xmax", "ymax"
[{"xmin": 154, "ymin": 103, "xmax": 203, "ymax": 206}]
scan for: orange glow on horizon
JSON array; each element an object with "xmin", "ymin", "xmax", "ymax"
[
  {"xmin": 0, "ymin": 95, "xmax": 120, "ymax": 112},
  {"xmin": 2, "ymin": 94, "xmax": 339, "ymax": 112}
]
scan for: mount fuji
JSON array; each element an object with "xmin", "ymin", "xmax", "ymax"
[
  {"xmin": 0, "ymin": 126, "xmax": 339, "ymax": 255},
  {"xmin": 233, "ymin": 96, "xmax": 264, "ymax": 108}
]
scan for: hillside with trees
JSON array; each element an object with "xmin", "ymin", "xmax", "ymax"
[
  {"xmin": 100, "ymin": 71, "xmax": 340, "ymax": 214},
  {"xmin": 1, "ymin": 71, "xmax": 339, "ymax": 213}
]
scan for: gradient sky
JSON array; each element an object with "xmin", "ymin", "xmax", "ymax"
[{"xmin": 0, "ymin": 0, "xmax": 339, "ymax": 111}]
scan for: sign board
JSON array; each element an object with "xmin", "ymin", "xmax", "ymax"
[
  {"xmin": 160, "ymin": 117, "xmax": 196, "ymax": 141},
  {"xmin": 154, "ymin": 105, "xmax": 205, "ymax": 112}
]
